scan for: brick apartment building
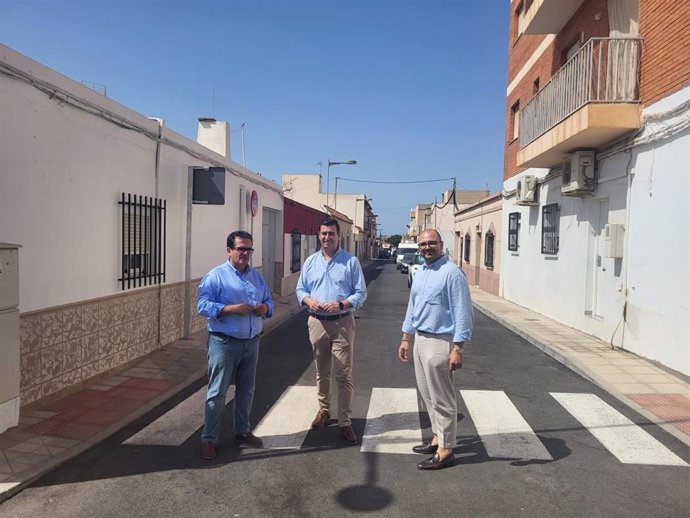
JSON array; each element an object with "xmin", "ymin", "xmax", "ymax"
[{"xmin": 500, "ymin": 0, "xmax": 689, "ymax": 375}]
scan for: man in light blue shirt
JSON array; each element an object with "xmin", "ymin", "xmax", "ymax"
[
  {"xmin": 399, "ymin": 228, "xmax": 473, "ymax": 470},
  {"xmin": 296, "ymin": 218, "xmax": 367, "ymax": 445},
  {"xmin": 197, "ymin": 230, "xmax": 274, "ymax": 460}
]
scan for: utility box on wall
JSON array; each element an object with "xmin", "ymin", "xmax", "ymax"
[
  {"xmin": 603, "ymin": 224, "xmax": 625, "ymax": 258},
  {"xmin": 0, "ymin": 243, "xmax": 21, "ymax": 434}
]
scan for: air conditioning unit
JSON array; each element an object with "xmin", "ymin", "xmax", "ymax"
[
  {"xmin": 562, "ymin": 150, "xmax": 595, "ymax": 195},
  {"xmin": 516, "ymin": 175, "xmax": 538, "ymax": 205}
]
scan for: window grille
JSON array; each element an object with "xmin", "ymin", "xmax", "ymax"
[
  {"xmin": 508, "ymin": 212, "xmax": 520, "ymax": 251},
  {"xmin": 464, "ymin": 233, "xmax": 471, "ymax": 263},
  {"xmin": 119, "ymin": 193, "xmax": 166, "ymax": 289},
  {"xmin": 291, "ymin": 232, "xmax": 301, "ymax": 273},
  {"xmin": 541, "ymin": 203, "xmax": 559, "ymax": 255},
  {"xmin": 485, "ymin": 231, "xmax": 495, "ymax": 268}
]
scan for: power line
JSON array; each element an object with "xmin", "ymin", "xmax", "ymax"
[{"xmin": 335, "ymin": 177, "xmax": 455, "ymax": 185}]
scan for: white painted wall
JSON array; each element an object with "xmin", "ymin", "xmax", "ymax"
[
  {"xmin": 623, "ymin": 88, "xmax": 690, "ymax": 374},
  {"xmin": 0, "ymin": 44, "xmax": 283, "ymax": 313},
  {"xmin": 501, "ymin": 87, "xmax": 690, "ymax": 374}
]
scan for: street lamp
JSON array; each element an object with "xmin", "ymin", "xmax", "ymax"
[{"xmin": 326, "ymin": 159, "xmax": 356, "ymax": 207}]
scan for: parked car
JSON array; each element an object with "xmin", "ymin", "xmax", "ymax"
[
  {"xmin": 378, "ymin": 249, "xmax": 390, "ymax": 259},
  {"xmin": 399, "ymin": 252, "xmax": 416, "ymax": 274},
  {"xmin": 407, "ymin": 253, "xmax": 425, "ymax": 287},
  {"xmin": 396, "ymin": 243, "xmax": 418, "ymax": 269}
]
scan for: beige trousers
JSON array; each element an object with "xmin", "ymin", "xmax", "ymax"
[
  {"xmin": 307, "ymin": 314, "xmax": 356, "ymax": 427},
  {"xmin": 413, "ymin": 331, "xmax": 457, "ymax": 448}
]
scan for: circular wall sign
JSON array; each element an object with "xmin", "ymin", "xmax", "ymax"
[{"xmin": 250, "ymin": 190, "xmax": 259, "ymax": 217}]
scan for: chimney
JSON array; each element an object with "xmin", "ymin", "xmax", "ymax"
[{"xmin": 196, "ymin": 118, "xmax": 230, "ymax": 158}]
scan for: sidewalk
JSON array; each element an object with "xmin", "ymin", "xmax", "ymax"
[
  {"xmin": 0, "ymin": 292, "xmax": 305, "ymax": 503},
  {"xmin": 1, "ymin": 282, "xmax": 689, "ymax": 502},
  {"xmin": 470, "ymin": 286, "xmax": 690, "ymax": 448}
]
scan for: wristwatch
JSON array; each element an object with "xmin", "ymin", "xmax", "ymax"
[{"xmin": 338, "ymin": 301, "xmax": 345, "ymax": 311}]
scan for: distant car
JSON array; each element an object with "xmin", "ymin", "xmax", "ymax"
[
  {"xmin": 407, "ymin": 253, "xmax": 425, "ymax": 287},
  {"xmin": 399, "ymin": 253, "xmax": 416, "ymax": 274},
  {"xmin": 378, "ymin": 249, "xmax": 390, "ymax": 259}
]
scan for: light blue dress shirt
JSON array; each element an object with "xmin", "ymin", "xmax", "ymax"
[
  {"xmin": 295, "ymin": 247, "xmax": 367, "ymax": 317},
  {"xmin": 402, "ymin": 255, "xmax": 473, "ymax": 343},
  {"xmin": 197, "ymin": 261, "xmax": 274, "ymax": 339}
]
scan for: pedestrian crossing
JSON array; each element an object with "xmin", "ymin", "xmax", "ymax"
[{"xmin": 125, "ymin": 385, "xmax": 688, "ymax": 467}]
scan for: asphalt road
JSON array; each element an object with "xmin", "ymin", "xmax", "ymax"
[{"xmin": 1, "ymin": 261, "xmax": 689, "ymax": 518}]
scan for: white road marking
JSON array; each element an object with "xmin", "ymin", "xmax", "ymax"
[
  {"xmin": 360, "ymin": 387, "xmax": 422, "ymax": 454},
  {"xmin": 551, "ymin": 392, "xmax": 688, "ymax": 466},
  {"xmin": 461, "ymin": 389, "xmax": 553, "ymax": 461},
  {"xmin": 124, "ymin": 385, "xmax": 234, "ymax": 446},
  {"xmin": 252, "ymin": 385, "xmax": 319, "ymax": 449}
]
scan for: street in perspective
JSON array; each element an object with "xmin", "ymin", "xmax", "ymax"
[
  {"xmin": 2, "ymin": 1, "xmax": 690, "ymax": 517},
  {"xmin": 0, "ymin": 261, "xmax": 688, "ymax": 517}
]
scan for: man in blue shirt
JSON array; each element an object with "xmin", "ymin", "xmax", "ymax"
[
  {"xmin": 399, "ymin": 228, "xmax": 473, "ymax": 470},
  {"xmin": 296, "ymin": 218, "xmax": 367, "ymax": 445},
  {"xmin": 197, "ymin": 230, "xmax": 274, "ymax": 460}
]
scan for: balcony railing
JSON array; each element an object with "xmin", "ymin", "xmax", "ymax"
[{"xmin": 520, "ymin": 38, "xmax": 641, "ymax": 148}]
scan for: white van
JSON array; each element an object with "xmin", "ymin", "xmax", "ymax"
[{"xmin": 395, "ymin": 243, "xmax": 418, "ymax": 269}]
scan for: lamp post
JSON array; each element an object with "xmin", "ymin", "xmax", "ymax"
[{"xmin": 326, "ymin": 159, "xmax": 356, "ymax": 208}]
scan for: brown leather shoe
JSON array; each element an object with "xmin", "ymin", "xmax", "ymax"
[
  {"xmin": 311, "ymin": 409, "xmax": 331, "ymax": 429},
  {"xmin": 201, "ymin": 441, "xmax": 216, "ymax": 460},
  {"xmin": 340, "ymin": 425, "xmax": 358, "ymax": 445},
  {"xmin": 235, "ymin": 432, "xmax": 263, "ymax": 448}
]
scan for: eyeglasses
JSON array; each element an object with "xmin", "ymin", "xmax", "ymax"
[
  {"xmin": 233, "ymin": 247, "xmax": 254, "ymax": 253},
  {"xmin": 418, "ymin": 241, "xmax": 439, "ymax": 248}
]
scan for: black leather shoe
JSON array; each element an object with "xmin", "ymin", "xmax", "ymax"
[
  {"xmin": 412, "ymin": 441, "xmax": 438, "ymax": 455},
  {"xmin": 417, "ymin": 452, "xmax": 455, "ymax": 470},
  {"xmin": 235, "ymin": 432, "xmax": 263, "ymax": 448}
]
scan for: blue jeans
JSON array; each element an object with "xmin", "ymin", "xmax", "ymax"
[{"xmin": 202, "ymin": 333, "xmax": 260, "ymax": 443}]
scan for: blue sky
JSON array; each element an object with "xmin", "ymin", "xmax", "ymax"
[{"xmin": 1, "ymin": 0, "xmax": 509, "ymax": 235}]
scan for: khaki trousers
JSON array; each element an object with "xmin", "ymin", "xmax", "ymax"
[
  {"xmin": 413, "ymin": 331, "xmax": 457, "ymax": 448},
  {"xmin": 307, "ymin": 314, "xmax": 356, "ymax": 427}
]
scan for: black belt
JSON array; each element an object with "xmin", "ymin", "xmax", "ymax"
[
  {"xmin": 209, "ymin": 331, "xmax": 252, "ymax": 340},
  {"xmin": 310, "ymin": 312, "xmax": 351, "ymax": 321}
]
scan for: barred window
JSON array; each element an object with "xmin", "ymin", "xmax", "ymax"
[
  {"xmin": 485, "ymin": 231, "xmax": 495, "ymax": 268},
  {"xmin": 119, "ymin": 193, "xmax": 166, "ymax": 289},
  {"xmin": 508, "ymin": 212, "xmax": 520, "ymax": 251},
  {"xmin": 541, "ymin": 203, "xmax": 559, "ymax": 255},
  {"xmin": 464, "ymin": 233, "xmax": 471, "ymax": 263},
  {"xmin": 291, "ymin": 231, "xmax": 301, "ymax": 273}
]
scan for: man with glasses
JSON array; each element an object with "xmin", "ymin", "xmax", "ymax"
[
  {"xmin": 399, "ymin": 229, "xmax": 473, "ymax": 470},
  {"xmin": 296, "ymin": 218, "xmax": 367, "ymax": 445},
  {"xmin": 197, "ymin": 230, "xmax": 274, "ymax": 460}
]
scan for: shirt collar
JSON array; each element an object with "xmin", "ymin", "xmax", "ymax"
[
  {"xmin": 422, "ymin": 255, "xmax": 447, "ymax": 270},
  {"xmin": 226, "ymin": 260, "xmax": 251, "ymax": 276}
]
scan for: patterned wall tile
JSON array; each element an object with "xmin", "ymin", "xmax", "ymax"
[
  {"xmin": 97, "ymin": 300, "xmax": 115, "ymax": 329},
  {"xmin": 111, "ymin": 299, "xmax": 127, "ymax": 327},
  {"xmin": 98, "ymin": 330, "xmax": 114, "ymax": 358},
  {"xmin": 139, "ymin": 315, "xmax": 158, "ymax": 342},
  {"xmin": 81, "ymin": 333, "xmax": 99, "ymax": 365},
  {"xmin": 20, "ymin": 350, "xmax": 41, "ymax": 390},
  {"xmin": 81, "ymin": 361, "xmax": 100, "ymax": 381},
  {"xmin": 99, "ymin": 354, "xmax": 117, "ymax": 373},
  {"xmin": 41, "ymin": 376, "xmax": 65, "ymax": 398},
  {"xmin": 61, "ymin": 368, "xmax": 82, "ymax": 387},
  {"xmin": 63, "ymin": 338, "xmax": 82, "ymax": 371},
  {"xmin": 62, "ymin": 306, "xmax": 83, "ymax": 342},
  {"xmin": 19, "ymin": 314, "xmax": 42, "ymax": 354},
  {"xmin": 123, "ymin": 321, "xmax": 139, "ymax": 350},
  {"xmin": 40, "ymin": 311, "xmax": 64, "ymax": 347},
  {"xmin": 41, "ymin": 343, "xmax": 65, "ymax": 383},
  {"xmin": 22, "ymin": 384, "xmax": 42, "ymax": 405},
  {"xmin": 81, "ymin": 301, "xmax": 100, "ymax": 335}
]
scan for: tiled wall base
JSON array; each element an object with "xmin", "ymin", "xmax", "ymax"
[{"xmin": 19, "ymin": 280, "xmax": 207, "ymax": 406}]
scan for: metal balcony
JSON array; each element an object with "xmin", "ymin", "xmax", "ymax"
[{"xmin": 518, "ymin": 38, "xmax": 641, "ymax": 168}]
